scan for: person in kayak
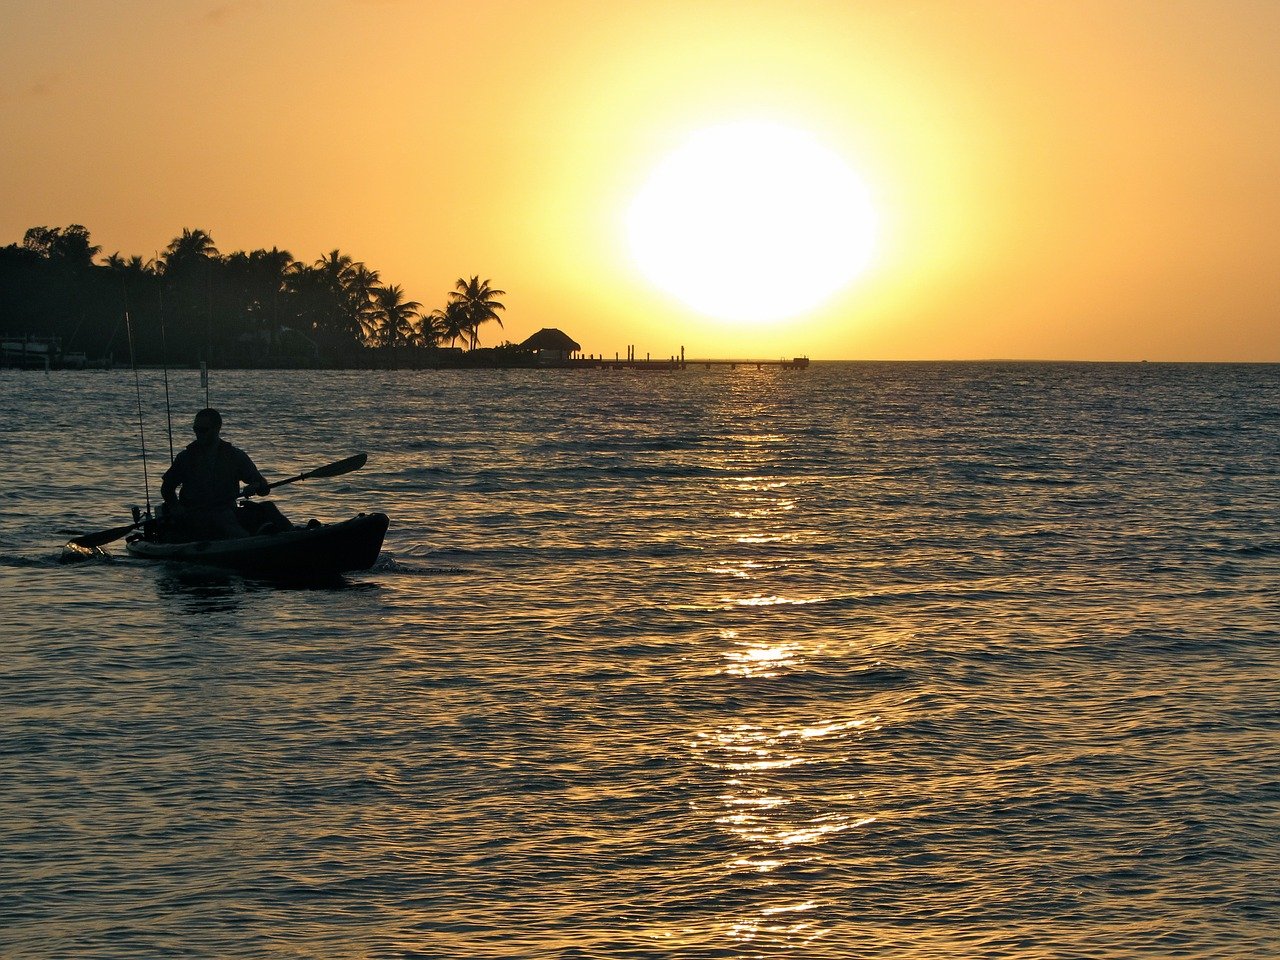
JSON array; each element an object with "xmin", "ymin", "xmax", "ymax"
[{"xmin": 160, "ymin": 408, "xmax": 289, "ymax": 540}]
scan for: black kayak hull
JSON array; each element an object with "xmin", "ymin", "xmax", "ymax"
[{"xmin": 125, "ymin": 512, "xmax": 389, "ymax": 578}]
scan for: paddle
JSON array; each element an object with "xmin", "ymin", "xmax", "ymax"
[
  {"xmin": 66, "ymin": 453, "xmax": 369, "ymax": 550},
  {"xmin": 241, "ymin": 452, "xmax": 368, "ymax": 497},
  {"xmin": 66, "ymin": 518, "xmax": 146, "ymax": 550}
]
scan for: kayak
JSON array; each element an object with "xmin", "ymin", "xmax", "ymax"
[{"xmin": 125, "ymin": 512, "xmax": 389, "ymax": 579}]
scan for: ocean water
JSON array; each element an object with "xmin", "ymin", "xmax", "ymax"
[{"xmin": 1, "ymin": 362, "xmax": 1277, "ymax": 959}]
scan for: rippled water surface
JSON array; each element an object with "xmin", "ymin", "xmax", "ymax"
[{"xmin": 2, "ymin": 363, "xmax": 1278, "ymax": 958}]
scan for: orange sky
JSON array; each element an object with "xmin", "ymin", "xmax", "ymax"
[{"xmin": 2, "ymin": 0, "xmax": 1278, "ymax": 360}]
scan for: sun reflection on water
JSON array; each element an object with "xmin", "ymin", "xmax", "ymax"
[
  {"xmin": 730, "ymin": 477, "xmax": 791, "ymax": 492},
  {"xmin": 705, "ymin": 559, "xmax": 770, "ymax": 579},
  {"xmin": 728, "ymin": 503, "xmax": 796, "ymax": 519},
  {"xmin": 686, "ymin": 612, "xmax": 891, "ymax": 951},
  {"xmin": 733, "ymin": 532, "xmax": 795, "ymax": 544},
  {"xmin": 717, "ymin": 630, "xmax": 802, "ymax": 678},
  {"xmin": 728, "ymin": 903, "xmax": 832, "ymax": 951},
  {"xmin": 693, "ymin": 410, "xmax": 887, "ymax": 950},
  {"xmin": 725, "ymin": 594, "xmax": 825, "ymax": 607}
]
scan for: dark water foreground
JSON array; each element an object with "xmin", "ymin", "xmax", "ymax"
[{"xmin": 2, "ymin": 363, "xmax": 1277, "ymax": 959}]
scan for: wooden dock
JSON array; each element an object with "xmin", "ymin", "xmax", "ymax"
[{"xmin": 567, "ymin": 352, "xmax": 810, "ymax": 371}]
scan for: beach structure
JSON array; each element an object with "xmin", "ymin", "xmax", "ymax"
[
  {"xmin": 1, "ymin": 334, "xmax": 90, "ymax": 369},
  {"xmin": 520, "ymin": 328, "xmax": 581, "ymax": 363},
  {"xmin": 572, "ymin": 346, "xmax": 810, "ymax": 370}
]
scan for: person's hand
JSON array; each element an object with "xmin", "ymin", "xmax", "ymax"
[{"xmin": 242, "ymin": 480, "xmax": 271, "ymax": 498}]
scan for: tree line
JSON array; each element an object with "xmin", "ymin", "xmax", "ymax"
[{"xmin": 0, "ymin": 225, "xmax": 507, "ymax": 366}]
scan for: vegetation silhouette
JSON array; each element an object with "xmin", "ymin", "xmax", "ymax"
[
  {"xmin": 1, "ymin": 224, "xmax": 518, "ymax": 368},
  {"xmin": 448, "ymin": 276, "xmax": 507, "ymax": 351}
]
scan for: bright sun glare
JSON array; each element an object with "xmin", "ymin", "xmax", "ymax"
[{"xmin": 627, "ymin": 121, "xmax": 877, "ymax": 324}]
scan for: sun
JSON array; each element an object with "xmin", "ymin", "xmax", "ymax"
[{"xmin": 627, "ymin": 121, "xmax": 878, "ymax": 324}]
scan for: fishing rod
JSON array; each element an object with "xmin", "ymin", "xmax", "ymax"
[
  {"xmin": 204, "ymin": 257, "xmax": 213, "ymax": 408},
  {"xmin": 124, "ymin": 300, "xmax": 152, "ymax": 514},
  {"xmin": 159, "ymin": 283, "xmax": 174, "ymax": 463}
]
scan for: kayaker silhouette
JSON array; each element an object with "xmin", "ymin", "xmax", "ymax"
[{"xmin": 160, "ymin": 408, "xmax": 290, "ymax": 540}]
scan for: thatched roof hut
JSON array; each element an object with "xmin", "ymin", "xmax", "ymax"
[{"xmin": 520, "ymin": 328, "xmax": 581, "ymax": 361}]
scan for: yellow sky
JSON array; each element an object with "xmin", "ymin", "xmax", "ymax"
[{"xmin": 3, "ymin": 0, "xmax": 1278, "ymax": 360}]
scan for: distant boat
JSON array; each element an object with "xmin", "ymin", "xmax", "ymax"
[
  {"xmin": 2, "ymin": 335, "xmax": 57, "ymax": 368},
  {"xmin": 2, "ymin": 335, "xmax": 94, "ymax": 369}
]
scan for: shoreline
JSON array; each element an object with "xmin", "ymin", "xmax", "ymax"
[{"xmin": 5, "ymin": 357, "xmax": 1280, "ymax": 372}]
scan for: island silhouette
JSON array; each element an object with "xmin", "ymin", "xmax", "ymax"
[{"xmin": 0, "ymin": 225, "xmax": 524, "ymax": 369}]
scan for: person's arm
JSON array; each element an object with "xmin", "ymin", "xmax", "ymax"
[
  {"xmin": 237, "ymin": 450, "xmax": 270, "ymax": 498},
  {"xmin": 160, "ymin": 455, "xmax": 183, "ymax": 506}
]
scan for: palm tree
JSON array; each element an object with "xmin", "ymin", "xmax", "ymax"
[
  {"xmin": 370, "ymin": 284, "xmax": 422, "ymax": 348},
  {"xmin": 348, "ymin": 263, "xmax": 382, "ymax": 343},
  {"xmin": 448, "ymin": 275, "xmax": 506, "ymax": 349},
  {"xmin": 224, "ymin": 247, "xmax": 295, "ymax": 347},
  {"xmin": 108, "ymin": 254, "xmax": 156, "ymax": 306},
  {"xmin": 301, "ymin": 250, "xmax": 356, "ymax": 345},
  {"xmin": 162, "ymin": 228, "xmax": 219, "ymax": 274},
  {"xmin": 157, "ymin": 229, "xmax": 220, "ymax": 362},
  {"xmin": 312, "ymin": 250, "xmax": 385, "ymax": 345},
  {"xmin": 285, "ymin": 262, "xmax": 332, "ymax": 342},
  {"xmin": 314, "ymin": 249, "xmax": 356, "ymax": 288},
  {"xmin": 418, "ymin": 309, "xmax": 448, "ymax": 348},
  {"xmin": 428, "ymin": 300, "xmax": 470, "ymax": 348},
  {"xmin": 252, "ymin": 247, "xmax": 295, "ymax": 282}
]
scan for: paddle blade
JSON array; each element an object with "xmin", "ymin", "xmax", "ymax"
[
  {"xmin": 68, "ymin": 520, "xmax": 141, "ymax": 550},
  {"xmin": 249, "ymin": 454, "xmax": 370, "ymax": 497},
  {"xmin": 304, "ymin": 453, "xmax": 367, "ymax": 481},
  {"xmin": 61, "ymin": 540, "xmax": 111, "ymax": 563}
]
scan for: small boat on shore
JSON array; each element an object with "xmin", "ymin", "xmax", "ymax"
[{"xmin": 125, "ymin": 512, "xmax": 390, "ymax": 580}]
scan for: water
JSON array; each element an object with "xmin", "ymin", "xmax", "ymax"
[{"xmin": 2, "ymin": 362, "xmax": 1278, "ymax": 959}]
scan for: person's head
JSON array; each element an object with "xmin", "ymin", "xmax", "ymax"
[{"xmin": 192, "ymin": 408, "xmax": 222, "ymax": 447}]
